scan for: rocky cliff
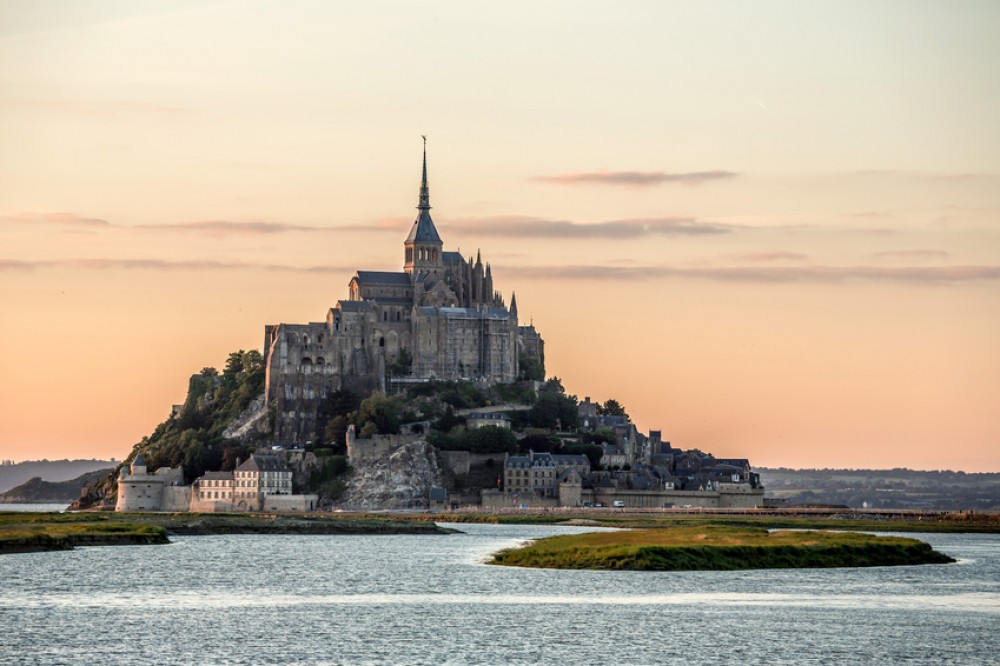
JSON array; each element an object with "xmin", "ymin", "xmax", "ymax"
[{"xmin": 338, "ymin": 439, "xmax": 444, "ymax": 511}]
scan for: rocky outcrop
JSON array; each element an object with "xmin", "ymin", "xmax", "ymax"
[
  {"xmin": 222, "ymin": 395, "xmax": 269, "ymax": 440},
  {"xmin": 338, "ymin": 439, "xmax": 444, "ymax": 510}
]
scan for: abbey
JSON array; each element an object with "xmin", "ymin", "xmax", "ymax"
[{"xmin": 263, "ymin": 142, "xmax": 544, "ymax": 445}]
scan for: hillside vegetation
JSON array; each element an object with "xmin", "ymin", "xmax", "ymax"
[
  {"xmin": 490, "ymin": 525, "xmax": 956, "ymax": 571},
  {"xmin": 76, "ymin": 350, "xmax": 267, "ymax": 507}
]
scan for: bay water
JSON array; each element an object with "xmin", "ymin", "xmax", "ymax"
[{"xmin": 0, "ymin": 522, "xmax": 997, "ymax": 664}]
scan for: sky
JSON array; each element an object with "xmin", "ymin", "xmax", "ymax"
[{"xmin": 1, "ymin": 0, "xmax": 998, "ymax": 471}]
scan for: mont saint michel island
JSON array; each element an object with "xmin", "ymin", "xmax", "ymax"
[{"xmin": 73, "ymin": 143, "xmax": 768, "ymax": 518}]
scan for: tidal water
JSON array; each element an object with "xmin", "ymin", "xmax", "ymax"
[
  {"xmin": 0, "ymin": 523, "xmax": 997, "ymax": 665},
  {"xmin": 0, "ymin": 504, "xmax": 70, "ymax": 512}
]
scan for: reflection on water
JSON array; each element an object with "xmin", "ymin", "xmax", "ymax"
[{"xmin": 0, "ymin": 523, "xmax": 997, "ymax": 665}]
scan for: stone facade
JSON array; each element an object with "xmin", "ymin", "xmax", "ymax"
[
  {"xmin": 118, "ymin": 453, "xmax": 317, "ymax": 513},
  {"xmin": 115, "ymin": 454, "xmax": 185, "ymax": 512},
  {"xmin": 263, "ymin": 143, "xmax": 543, "ymax": 446}
]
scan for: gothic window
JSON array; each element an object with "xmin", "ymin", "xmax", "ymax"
[
  {"xmin": 383, "ymin": 311, "xmax": 388, "ymax": 321},
  {"xmin": 302, "ymin": 357, "xmax": 313, "ymax": 365},
  {"xmin": 378, "ymin": 337, "xmax": 385, "ymax": 348},
  {"xmin": 315, "ymin": 357, "xmax": 325, "ymax": 365},
  {"xmin": 396, "ymin": 311, "xmax": 401, "ymax": 322}
]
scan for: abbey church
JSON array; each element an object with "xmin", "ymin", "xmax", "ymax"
[{"xmin": 263, "ymin": 142, "xmax": 545, "ymax": 445}]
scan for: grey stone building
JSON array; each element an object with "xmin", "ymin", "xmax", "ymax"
[{"xmin": 263, "ymin": 141, "xmax": 544, "ymax": 445}]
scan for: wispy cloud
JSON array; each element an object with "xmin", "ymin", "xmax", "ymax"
[
  {"xmin": 443, "ymin": 216, "xmax": 733, "ymax": 239},
  {"xmin": 504, "ymin": 263, "xmax": 1000, "ymax": 285},
  {"xmin": 533, "ymin": 170, "xmax": 739, "ymax": 187},
  {"xmin": 0, "ymin": 258, "xmax": 347, "ymax": 273},
  {"xmin": 727, "ymin": 251, "xmax": 808, "ymax": 263},
  {"xmin": 2, "ymin": 212, "xmax": 406, "ymax": 236},
  {"xmin": 135, "ymin": 220, "xmax": 402, "ymax": 235},
  {"xmin": 0, "ymin": 212, "xmax": 110, "ymax": 228},
  {"xmin": 872, "ymin": 249, "xmax": 951, "ymax": 260}
]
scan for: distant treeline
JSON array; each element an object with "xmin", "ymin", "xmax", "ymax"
[{"xmin": 757, "ymin": 467, "xmax": 1000, "ymax": 511}]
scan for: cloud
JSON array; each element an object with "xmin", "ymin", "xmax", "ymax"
[
  {"xmin": 5, "ymin": 256, "xmax": 997, "ymax": 285},
  {"xmin": 443, "ymin": 216, "xmax": 733, "ymax": 239},
  {"xmin": 534, "ymin": 170, "xmax": 739, "ymax": 187},
  {"xmin": 873, "ymin": 249, "xmax": 951, "ymax": 260},
  {"xmin": 0, "ymin": 258, "xmax": 347, "ymax": 273},
  {"xmin": 503, "ymin": 263, "xmax": 1000, "ymax": 285},
  {"xmin": 136, "ymin": 219, "xmax": 404, "ymax": 236},
  {"xmin": 727, "ymin": 251, "xmax": 808, "ymax": 263},
  {"xmin": 0, "ymin": 212, "xmax": 110, "ymax": 228}
]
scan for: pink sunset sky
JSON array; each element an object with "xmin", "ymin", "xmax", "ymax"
[{"xmin": 1, "ymin": 1, "xmax": 998, "ymax": 470}]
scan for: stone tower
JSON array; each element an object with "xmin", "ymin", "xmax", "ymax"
[{"xmin": 403, "ymin": 136, "xmax": 444, "ymax": 277}]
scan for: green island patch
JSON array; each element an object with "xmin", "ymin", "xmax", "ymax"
[
  {"xmin": 0, "ymin": 511, "xmax": 456, "ymax": 554},
  {"xmin": 489, "ymin": 525, "xmax": 956, "ymax": 571}
]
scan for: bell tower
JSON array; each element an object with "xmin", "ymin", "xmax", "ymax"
[{"xmin": 404, "ymin": 136, "xmax": 444, "ymax": 276}]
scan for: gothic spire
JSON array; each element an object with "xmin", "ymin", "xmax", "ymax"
[
  {"xmin": 510, "ymin": 291, "xmax": 518, "ymax": 319},
  {"xmin": 405, "ymin": 135, "xmax": 442, "ymax": 246},
  {"xmin": 418, "ymin": 134, "xmax": 430, "ymax": 211}
]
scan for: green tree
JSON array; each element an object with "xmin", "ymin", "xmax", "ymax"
[
  {"xmin": 353, "ymin": 391, "xmax": 403, "ymax": 435},
  {"xmin": 388, "ymin": 348, "xmax": 413, "ymax": 376},
  {"xmin": 317, "ymin": 388, "xmax": 361, "ymax": 448},
  {"xmin": 598, "ymin": 398, "xmax": 629, "ymax": 419},
  {"xmin": 455, "ymin": 426, "xmax": 518, "ymax": 454},
  {"xmin": 519, "ymin": 358, "xmax": 544, "ymax": 381},
  {"xmin": 529, "ymin": 391, "xmax": 579, "ymax": 430}
]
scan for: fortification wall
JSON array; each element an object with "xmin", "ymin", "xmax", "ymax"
[
  {"xmin": 115, "ymin": 476, "xmax": 164, "ymax": 512},
  {"xmin": 163, "ymin": 486, "xmax": 191, "ymax": 512},
  {"xmin": 585, "ymin": 488, "xmax": 765, "ymax": 509},
  {"xmin": 347, "ymin": 432, "xmax": 422, "ymax": 466},
  {"xmin": 263, "ymin": 494, "xmax": 319, "ymax": 512},
  {"xmin": 481, "ymin": 490, "xmax": 559, "ymax": 509}
]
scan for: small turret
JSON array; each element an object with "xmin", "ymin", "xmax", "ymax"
[{"xmin": 131, "ymin": 452, "xmax": 147, "ymax": 476}]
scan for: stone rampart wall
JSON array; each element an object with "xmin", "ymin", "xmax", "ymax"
[{"xmin": 263, "ymin": 494, "xmax": 319, "ymax": 512}]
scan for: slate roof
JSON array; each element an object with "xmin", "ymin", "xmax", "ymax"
[
  {"xmin": 557, "ymin": 468, "xmax": 580, "ymax": 483},
  {"xmin": 200, "ymin": 471, "xmax": 234, "ymax": 481},
  {"xmin": 336, "ymin": 300, "xmax": 368, "ymax": 313},
  {"xmin": 236, "ymin": 454, "xmax": 289, "ymax": 473},
  {"xmin": 443, "ymin": 251, "xmax": 465, "ymax": 265},
  {"xmin": 133, "ymin": 453, "xmax": 146, "ymax": 467},
  {"xmin": 354, "ymin": 271, "xmax": 412, "ymax": 286},
  {"xmin": 405, "ymin": 204, "xmax": 442, "ymax": 244},
  {"xmin": 466, "ymin": 412, "xmax": 510, "ymax": 421},
  {"xmin": 551, "ymin": 454, "xmax": 590, "ymax": 467},
  {"xmin": 370, "ymin": 297, "xmax": 414, "ymax": 306}
]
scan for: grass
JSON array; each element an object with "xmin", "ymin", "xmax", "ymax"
[
  {"xmin": 432, "ymin": 511, "xmax": 1000, "ymax": 533},
  {"xmin": 489, "ymin": 525, "xmax": 956, "ymax": 571},
  {"xmin": 0, "ymin": 510, "xmax": 454, "ymax": 553},
  {"xmin": 0, "ymin": 515, "xmax": 168, "ymax": 553}
]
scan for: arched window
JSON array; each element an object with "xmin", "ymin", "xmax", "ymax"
[
  {"xmin": 396, "ymin": 311, "xmax": 401, "ymax": 322},
  {"xmin": 315, "ymin": 357, "xmax": 325, "ymax": 365},
  {"xmin": 378, "ymin": 337, "xmax": 385, "ymax": 348},
  {"xmin": 301, "ymin": 357, "xmax": 313, "ymax": 365}
]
